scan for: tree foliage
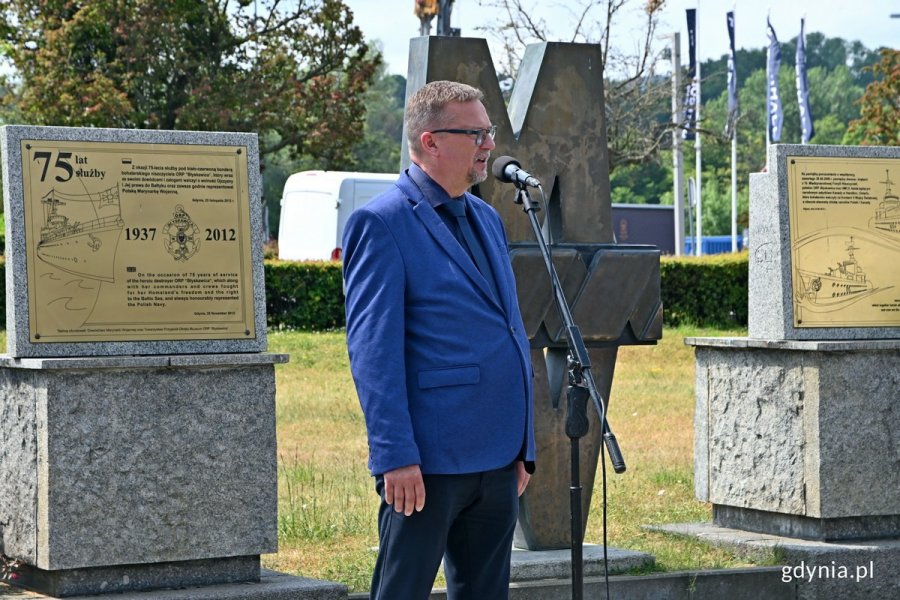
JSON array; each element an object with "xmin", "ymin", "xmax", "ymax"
[
  {"xmin": 0, "ymin": 0, "xmax": 380, "ymax": 164},
  {"xmin": 845, "ymin": 49, "xmax": 900, "ymax": 146},
  {"xmin": 263, "ymin": 47, "xmax": 406, "ymax": 238},
  {"xmin": 349, "ymin": 58, "xmax": 406, "ymax": 173},
  {"xmin": 475, "ymin": 0, "xmax": 671, "ymax": 170}
]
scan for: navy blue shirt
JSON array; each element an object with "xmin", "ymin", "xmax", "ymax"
[{"xmin": 408, "ymin": 162, "xmax": 469, "ymax": 248}]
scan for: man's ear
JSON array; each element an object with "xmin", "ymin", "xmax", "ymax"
[{"xmin": 420, "ymin": 131, "xmax": 440, "ymax": 157}]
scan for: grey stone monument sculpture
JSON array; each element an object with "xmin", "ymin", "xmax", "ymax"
[
  {"xmin": 686, "ymin": 144, "xmax": 900, "ymax": 599},
  {"xmin": 0, "ymin": 126, "xmax": 340, "ymax": 598},
  {"xmin": 404, "ymin": 37, "xmax": 663, "ymax": 551}
]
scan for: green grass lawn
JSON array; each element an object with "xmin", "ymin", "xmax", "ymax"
[{"xmin": 262, "ymin": 325, "xmax": 775, "ymax": 592}]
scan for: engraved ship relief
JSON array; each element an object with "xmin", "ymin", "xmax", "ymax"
[
  {"xmin": 871, "ymin": 170, "xmax": 899, "ymax": 235},
  {"xmin": 36, "ymin": 185, "xmax": 124, "ymax": 283},
  {"xmin": 795, "ymin": 237, "xmax": 882, "ymax": 312}
]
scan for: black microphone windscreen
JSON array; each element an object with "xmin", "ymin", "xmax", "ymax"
[{"xmin": 492, "ymin": 156, "xmax": 520, "ymax": 183}]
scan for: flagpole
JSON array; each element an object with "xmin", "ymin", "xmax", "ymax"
[
  {"xmin": 694, "ymin": 2, "xmax": 702, "ymax": 256},
  {"xmin": 765, "ymin": 12, "xmax": 771, "ymax": 168},
  {"xmin": 796, "ymin": 16, "xmax": 815, "ymax": 144},
  {"xmin": 800, "ymin": 16, "xmax": 806, "ymax": 145},
  {"xmin": 672, "ymin": 32, "xmax": 685, "ymax": 256},
  {"xmin": 730, "ymin": 6, "xmax": 738, "ymax": 252},
  {"xmin": 731, "ymin": 130, "xmax": 738, "ymax": 252}
]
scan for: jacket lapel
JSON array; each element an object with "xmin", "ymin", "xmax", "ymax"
[
  {"xmin": 396, "ymin": 174, "xmax": 503, "ymax": 310},
  {"xmin": 466, "ymin": 197, "xmax": 512, "ymax": 315}
]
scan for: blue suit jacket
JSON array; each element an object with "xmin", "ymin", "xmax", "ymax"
[{"xmin": 343, "ymin": 169, "xmax": 535, "ymax": 476}]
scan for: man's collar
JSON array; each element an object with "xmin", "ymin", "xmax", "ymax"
[{"xmin": 408, "ymin": 162, "xmax": 463, "ymax": 208}]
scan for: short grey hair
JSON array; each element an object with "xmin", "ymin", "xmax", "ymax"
[{"xmin": 405, "ymin": 80, "xmax": 485, "ymax": 156}]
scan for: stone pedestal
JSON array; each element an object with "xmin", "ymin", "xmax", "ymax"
[
  {"xmin": 0, "ymin": 353, "xmax": 286, "ymax": 596},
  {"xmin": 689, "ymin": 337, "xmax": 900, "ymax": 540},
  {"xmin": 677, "ymin": 143, "xmax": 900, "ymax": 598}
]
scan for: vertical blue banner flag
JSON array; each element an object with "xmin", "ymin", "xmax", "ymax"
[
  {"xmin": 682, "ymin": 8, "xmax": 697, "ymax": 141},
  {"xmin": 766, "ymin": 18, "xmax": 783, "ymax": 142},
  {"xmin": 725, "ymin": 11, "xmax": 739, "ymax": 139},
  {"xmin": 796, "ymin": 18, "xmax": 815, "ymax": 143}
]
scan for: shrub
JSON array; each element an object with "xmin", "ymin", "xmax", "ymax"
[
  {"xmin": 660, "ymin": 252, "xmax": 748, "ymax": 327},
  {"xmin": 264, "ymin": 260, "xmax": 345, "ymax": 330}
]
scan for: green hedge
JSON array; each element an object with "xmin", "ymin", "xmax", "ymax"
[
  {"xmin": 264, "ymin": 260, "xmax": 345, "ymax": 330},
  {"xmin": 262, "ymin": 253, "xmax": 749, "ymax": 330},
  {"xmin": 0, "ymin": 255, "xmax": 748, "ymax": 331},
  {"xmin": 660, "ymin": 252, "xmax": 748, "ymax": 327}
]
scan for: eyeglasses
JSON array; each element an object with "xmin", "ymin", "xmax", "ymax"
[{"xmin": 430, "ymin": 125, "xmax": 497, "ymax": 146}]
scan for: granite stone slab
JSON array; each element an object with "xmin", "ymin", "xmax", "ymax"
[
  {"xmin": 685, "ymin": 336, "xmax": 900, "ymax": 352},
  {"xmin": 409, "ymin": 568, "xmax": 796, "ymax": 600},
  {"xmin": 0, "ymin": 353, "xmax": 289, "ymax": 371},
  {"xmin": 509, "ymin": 544, "xmax": 654, "ymax": 580},
  {"xmin": 5, "ymin": 556, "xmax": 260, "ymax": 597},
  {"xmin": 0, "ymin": 360, "xmax": 278, "ymax": 571}
]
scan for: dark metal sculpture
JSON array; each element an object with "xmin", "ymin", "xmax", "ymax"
[{"xmin": 404, "ymin": 36, "xmax": 663, "ymax": 550}]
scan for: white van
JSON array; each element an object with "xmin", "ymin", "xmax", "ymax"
[{"xmin": 277, "ymin": 170, "xmax": 397, "ymax": 261}]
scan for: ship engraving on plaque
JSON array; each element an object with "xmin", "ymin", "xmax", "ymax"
[
  {"xmin": 37, "ymin": 184, "xmax": 124, "ymax": 283},
  {"xmin": 795, "ymin": 237, "xmax": 886, "ymax": 321},
  {"xmin": 871, "ymin": 170, "xmax": 899, "ymax": 236}
]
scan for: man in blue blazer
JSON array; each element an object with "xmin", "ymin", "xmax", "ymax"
[{"xmin": 343, "ymin": 80, "xmax": 536, "ymax": 599}]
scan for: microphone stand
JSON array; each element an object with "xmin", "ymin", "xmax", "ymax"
[{"xmin": 512, "ymin": 183, "xmax": 625, "ymax": 600}]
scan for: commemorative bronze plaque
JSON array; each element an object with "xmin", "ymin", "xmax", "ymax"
[
  {"xmin": 787, "ymin": 155, "xmax": 900, "ymax": 328},
  {"xmin": 19, "ymin": 139, "xmax": 256, "ymax": 343}
]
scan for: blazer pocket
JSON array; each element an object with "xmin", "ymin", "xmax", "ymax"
[{"xmin": 417, "ymin": 365, "xmax": 480, "ymax": 389}]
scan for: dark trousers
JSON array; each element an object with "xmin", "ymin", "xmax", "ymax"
[{"xmin": 370, "ymin": 463, "xmax": 519, "ymax": 600}]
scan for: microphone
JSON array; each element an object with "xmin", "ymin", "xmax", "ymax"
[{"xmin": 492, "ymin": 156, "xmax": 541, "ymax": 188}]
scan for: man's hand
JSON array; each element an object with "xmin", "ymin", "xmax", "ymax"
[
  {"xmin": 383, "ymin": 464, "xmax": 426, "ymax": 516},
  {"xmin": 515, "ymin": 461, "xmax": 530, "ymax": 497}
]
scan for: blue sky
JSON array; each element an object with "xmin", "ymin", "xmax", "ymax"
[{"xmin": 344, "ymin": 0, "xmax": 899, "ymax": 76}]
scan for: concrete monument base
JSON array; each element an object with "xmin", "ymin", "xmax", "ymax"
[
  {"xmin": 688, "ymin": 337, "xmax": 900, "ymax": 541},
  {"xmin": 0, "ymin": 570, "xmax": 346, "ymax": 600},
  {"xmin": 654, "ymin": 523, "xmax": 900, "ymax": 600},
  {"xmin": 0, "ymin": 354, "xmax": 287, "ymax": 597},
  {"xmin": 351, "ymin": 567, "xmax": 795, "ymax": 600},
  {"xmin": 509, "ymin": 544, "xmax": 654, "ymax": 581},
  {"xmin": 0, "ymin": 556, "xmax": 260, "ymax": 597}
]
